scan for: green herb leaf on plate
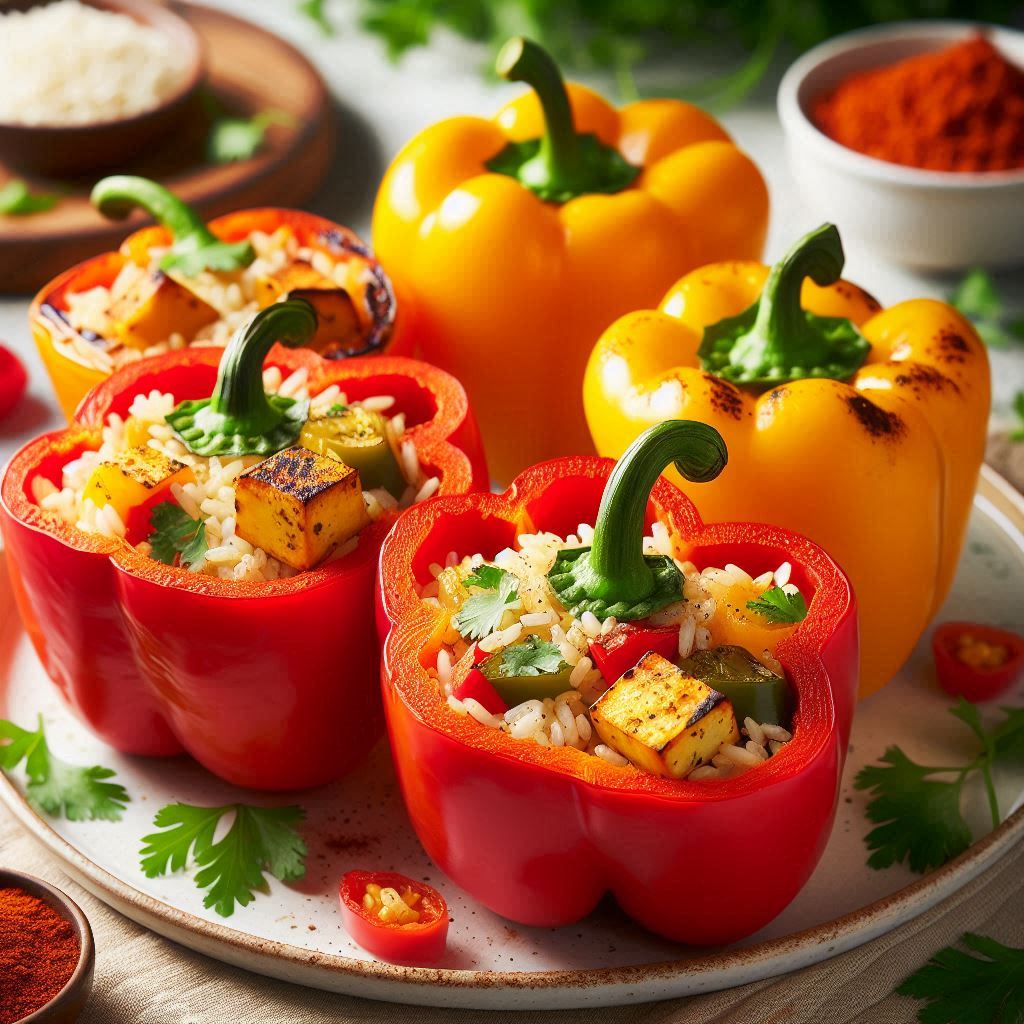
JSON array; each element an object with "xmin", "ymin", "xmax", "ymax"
[
  {"xmin": 745, "ymin": 586, "xmax": 808, "ymax": 624},
  {"xmin": 1011, "ymin": 391, "xmax": 1024, "ymax": 443},
  {"xmin": 501, "ymin": 635, "xmax": 566, "ymax": 677},
  {"xmin": 0, "ymin": 716, "xmax": 129, "ymax": 821},
  {"xmin": 140, "ymin": 803, "xmax": 307, "ymax": 917},
  {"xmin": 453, "ymin": 566, "xmax": 520, "ymax": 640},
  {"xmin": 0, "ymin": 179, "xmax": 59, "ymax": 216},
  {"xmin": 207, "ymin": 110, "xmax": 296, "ymax": 165},
  {"xmin": 297, "ymin": 0, "xmax": 335, "ymax": 35},
  {"xmin": 949, "ymin": 268, "xmax": 1023, "ymax": 350},
  {"xmin": 149, "ymin": 502, "xmax": 207, "ymax": 568},
  {"xmin": 897, "ymin": 932, "xmax": 1024, "ymax": 1024}
]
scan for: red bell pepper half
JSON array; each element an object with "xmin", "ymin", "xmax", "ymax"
[
  {"xmin": 0, "ymin": 344, "xmax": 27, "ymax": 420},
  {"xmin": 339, "ymin": 870, "xmax": 449, "ymax": 964},
  {"xmin": 377, "ymin": 437, "xmax": 858, "ymax": 945},
  {"xmin": 932, "ymin": 622, "xmax": 1024, "ymax": 702},
  {"xmin": 1, "ymin": 341, "xmax": 486, "ymax": 791}
]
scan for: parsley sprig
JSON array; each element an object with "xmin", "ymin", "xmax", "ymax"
[
  {"xmin": 149, "ymin": 502, "xmax": 208, "ymax": 568},
  {"xmin": 746, "ymin": 586, "xmax": 807, "ymax": 625},
  {"xmin": 500, "ymin": 635, "xmax": 566, "ymax": 677},
  {"xmin": 141, "ymin": 802, "xmax": 307, "ymax": 917},
  {"xmin": 949, "ymin": 268, "xmax": 1024, "ymax": 350},
  {"xmin": 856, "ymin": 701, "xmax": 1024, "ymax": 873},
  {"xmin": 452, "ymin": 565, "xmax": 520, "ymax": 641},
  {"xmin": 0, "ymin": 716, "xmax": 129, "ymax": 821},
  {"xmin": 0, "ymin": 179, "xmax": 59, "ymax": 216},
  {"xmin": 898, "ymin": 933, "xmax": 1024, "ymax": 1024}
]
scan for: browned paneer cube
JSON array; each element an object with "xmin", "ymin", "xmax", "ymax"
[
  {"xmin": 590, "ymin": 652, "xmax": 740, "ymax": 778},
  {"xmin": 107, "ymin": 270, "xmax": 218, "ymax": 349},
  {"xmin": 234, "ymin": 446, "xmax": 370, "ymax": 570},
  {"xmin": 83, "ymin": 446, "xmax": 194, "ymax": 521}
]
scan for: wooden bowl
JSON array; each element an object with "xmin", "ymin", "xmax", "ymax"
[
  {"xmin": 0, "ymin": 0, "xmax": 204, "ymax": 176},
  {"xmin": 0, "ymin": 868, "xmax": 95, "ymax": 1023}
]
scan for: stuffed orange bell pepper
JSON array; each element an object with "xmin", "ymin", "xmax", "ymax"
[
  {"xmin": 373, "ymin": 37, "xmax": 768, "ymax": 483},
  {"xmin": 34, "ymin": 176, "xmax": 404, "ymax": 419},
  {"xmin": 584, "ymin": 224, "xmax": 990, "ymax": 695}
]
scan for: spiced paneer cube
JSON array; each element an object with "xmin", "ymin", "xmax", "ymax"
[
  {"xmin": 234, "ymin": 446, "xmax": 369, "ymax": 570},
  {"xmin": 107, "ymin": 270, "xmax": 218, "ymax": 349},
  {"xmin": 83, "ymin": 446, "xmax": 193, "ymax": 521}
]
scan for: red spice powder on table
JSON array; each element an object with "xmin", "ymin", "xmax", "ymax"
[
  {"xmin": 813, "ymin": 35, "xmax": 1024, "ymax": 172},
  {"xmin": 0, "ymin": 886, "xmax": 80, "ymax": 1023}
]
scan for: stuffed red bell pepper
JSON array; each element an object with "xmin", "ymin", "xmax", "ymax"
[
  {"xmin": 378, "ymin": 422, "xmax": 857, "ymax": 944},
  {"xmin": 2, "ymin": 301, "xmax": 485, "ymax": 791}
]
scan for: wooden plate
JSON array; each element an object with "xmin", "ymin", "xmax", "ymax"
[
  {"xmin": 0, "ymin": 2, "xmax": 334, "ymax": 295},
  {"xmin": 0, "ymin": 467, "xmax": 1021, "ymax": 1009}
]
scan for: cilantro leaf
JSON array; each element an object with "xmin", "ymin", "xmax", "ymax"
[
  {"xmin": 0, "ymin": 179, "xmax": 58, "ymax": 216},
  {"xmin": 0, "ymin": 717, "xmax": 128, "ymax": 821},
  {"xmin": 149, "ymin": 502, "xmax": 207, "ymax": 568},
  {"xmin": 951, "ymin": 268, "xmax": 1002, "ymax": 321},
  {"xmin": 297, "ymin": 0, "xmax": 334, "ymax": 35},
  {"xmin": 898, "ymin": 933, "xmax": 1024, "ymax": 1024},
  {"xmin": 854, "ymin": 747, "xmax": 971, "ymax": 873},
  {"xmin": 746, "ymin": 586, "xmax": 808, "ymax": 624},
  {"xmin": 1012, "ymin": 391, "xmax": 1024, "ymax": 443},
  {"xmin": 501, "ymin": 635, "xmax": 566, "ymax": 677},
  {"xmin": 206, "ymin": 110, "xmax": 295, "ymax": 165},
  {"xmin": 453, "ymin": 566, "xmax": 519, "ymax": 640},
  {"xmin": 325, "ymin": 403, "xmax": 349, "ymax": 417},
  {"xmin": 991, "ymin": 706, "xmax": 1024, "ymax": 763},
  {"xmin": 140, "ymin": 803, "xmax": 307, "ymax": 917}
]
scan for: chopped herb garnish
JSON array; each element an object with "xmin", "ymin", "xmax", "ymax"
[
  {"xmin": 0, "ymin": 179, "xmax": 58, "ymax": 216},
  {"xmin": 207, "ymin": 109, "xmax": 295, "ymax": 165},
  {"xmin": 297, "ymin": 0, "xmax": 334, "ymax": 35},
  {"xmin": 855, "ymin": 701, "xmax": 1024, "ymax": 873},
  {"xmin": 149, "ymin": 502, "xmax": 208, "ymax": 568},
  {"xmin": 746, "ymin": 586, "xmax": 808, "ymax": 624},
  {"xmin": 0, "ymin": 716, "xmax": 129, "ymax": 821},
  {"xmin": 1012, "ymin": 391, "xmax": 1024, "ymax": 443},
  {"xmin": 949, "ymin": 268, "xmax": 1024, "ymax": 349},
  {"xmin": 897, "ymin": 932, "xmax": 1024, "ymax": 1024},
  {"xmin": 140, "ymin": 802, "xmax": 307, "ymax": 917},
  {"xmin": 453, "ymin": 566, "xmax": 520, "ymax": 640},
  {"xmin": 501, "ymin": 635, "xmax": 566, "ymax": 677}
]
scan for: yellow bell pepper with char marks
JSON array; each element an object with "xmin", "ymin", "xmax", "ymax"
[
  {"xmin": 584, "ymin": 225, "xmax": 990, "ymax": 695},
  {"xmin": 373, "ymin": 37, "xmax": 768, "ymax": 483}
]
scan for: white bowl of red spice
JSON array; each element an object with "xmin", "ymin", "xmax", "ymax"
[
  {"xmin": 0, "ymin": 869, "xmax": 94, "ymax": 1024},
  {"xmin": 778, "ymin": 22, "xmax": 1024, "ymax": 270}
]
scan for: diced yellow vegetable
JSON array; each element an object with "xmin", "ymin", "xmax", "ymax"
[
  {"xmin": 234, "ymin": 446, "xmax": 369, "ymax": 570},
  {"xmin": 436, "ymin": 566, "xmax": 469, "ymax": 613},
  {"xmin": 253, "ymin": 261, "xmax": 337, "ymax": 307},
  {"xmin": 83, "ymin": 446, "xmax": 193, "ymax": 521},
  {"xmin": 107, "ymin": 270, "xmax": 219, "ymax": 350},
  {"xmin": 590, "ymin": 652, "xmax": 739, "ymax": 778}
]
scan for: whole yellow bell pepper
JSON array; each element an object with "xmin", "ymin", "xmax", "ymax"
[
  {"xmin": 584, "ymin": 224, "xmax": 990, "ymax": 695},
  {"xmin": 373, "ymin": 37, "xmax": 768, "ymax": 483}
]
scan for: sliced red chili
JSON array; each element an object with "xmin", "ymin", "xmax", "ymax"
[
  {"xmin": 932, "ymin": 621, "xmax": 1024, "ymax": 702},
  {"xmin": 452, "ymin": 667, "xmax": 508, "ymax": 715},
  {"xmin": 338, "ymin": 870, "xmax": 448, "ymax": 964},
  {"xmin": 589, "ymin": 621, "xmax": 680, "ymax": 683}
]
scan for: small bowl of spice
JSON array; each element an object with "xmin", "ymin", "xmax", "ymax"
[
  {"xmin": 0, "ymin": 869, "xmax": 94, "ymax": 1024},
  {"xmin": 778, "ymin": 22, "xmax": 1024, "ymax": 270},
  {"xmin": 0, "ymin": 0, "xmax": 203, "ymax": 176}
]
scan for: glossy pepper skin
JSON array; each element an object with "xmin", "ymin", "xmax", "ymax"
[
  {"xmin": 377, "ymin": 457, "xmax": 857, "ymax": 944},
  {"xmin": 1, "ymin": 350, "xmax": 485, "ymax": 791},
  {"xmin": 372, "ymin": 38, "xmax": 768, "ymax": 484},
  {"xmin": 584, "ymin": 228, "xmax": 990, "ymax": 696},
  {"xmin": 32, "ymin": 207, "xmax": 405, "ymax": 420}
]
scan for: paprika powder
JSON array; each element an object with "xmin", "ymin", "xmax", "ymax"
[
  {"xmin": 813, "ymin": 35, "xmax": 1024, "ymax": 172},
  {"xmin": 0, "ymin": 885, "xmax": 80, "ymax": 1023}
]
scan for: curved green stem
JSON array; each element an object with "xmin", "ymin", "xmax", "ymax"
[
  {"xmin": 166, "ymin": 300, "xmax": 317, "ymax": 457},
  {"xmin": 547, "ymin": 422, "xmax": 727, "ymax": 620},
  {"xmin": 698, "ymin": 224, "xmax": 871, "ymax": 387},
  {"xmin": 91, "ymin": 175, "xmax": 254, "ymax": 276}
]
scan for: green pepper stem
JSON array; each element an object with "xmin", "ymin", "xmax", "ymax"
[
  {"xmin": 213, "ymin": 299, "xmax": 317, "ymax": 426},
  {"xmin": 727, "ymin": 223, "xmax": 846, "ymax": 375},
  {"xmin": 588, "ymin": 421, "xmax": 728, "ymax": 602},
  {"xmin": 91, "ymin": 176, "xmax": 218, "ymax": 247},
  {"xmin": 496, "ymin": 37, "xmax": 582, "ymax": 195}
]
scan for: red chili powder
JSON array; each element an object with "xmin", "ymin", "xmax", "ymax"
[
  {"xmin": 813, "ymin": 35, "xmax": 1024, "ymax": 172},
  {"xmin": 0, "ymin": 886, "xmax": 80, "ymax": 1023}
]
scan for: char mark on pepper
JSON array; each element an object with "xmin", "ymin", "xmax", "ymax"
[
  {"xmin": 931, "ymin": 329, "xmax": 970, "ymax": 364},
  {"xmin": 703, "ymin": 373, "xmax": 744, "ymax": 419},
  {"xmin": 845, "ymin": 394, "xmax": 904, "ymax": 439},
  {"xmin": 893, "ymin": 365, "xmax": 960, "ymax": 396}
]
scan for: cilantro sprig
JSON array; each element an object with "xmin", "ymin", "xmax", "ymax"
[
  {"xmin": 856, "ymin": 701, "xmax": 1024, "ymax": 873},
  {"xmin": 149, "ymin": 502, "xmax": 208, "ymax": 568},
  {"xmin": 949, "ymin": 268, "xmax": 1024, "ymax": 350},
  {"xmin": 206, "ymin": 109, "xmax": 295, "ymax": 165},
  {"xmin": 500, "ymin": 635, "xmax": 566, "ymax": 677},
  {"xmin": 452, "ymin": 565, "xmax": 520, "ymax": 641},
  {"xmin": 898, "ymin": 933, "xmax": 1024, "ymax": 1024},
  {"xmin": 141, "ymin": 802, "xmax": 307, "ymax": 917},
  {"xmin": 746, "ymin": 586, "xmax": 808, "ymax": 625},
  {"xmin": 0, "ymin": 716, "xmax": 129, "ymax": 821},
  {"xmin": 0, "ymin": 179, "xmax": 59, "ymax": 216}
]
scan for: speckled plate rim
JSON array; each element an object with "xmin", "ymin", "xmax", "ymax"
[{"xmin": 1, "ymin": 465, "xmax": 1022, "ymax": 1011}]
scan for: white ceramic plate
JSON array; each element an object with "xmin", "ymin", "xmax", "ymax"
[{"xmin": 1, "ymin": 466, "xmax": 1022, "ymax": 1010}]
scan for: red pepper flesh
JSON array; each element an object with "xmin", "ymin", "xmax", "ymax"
[
  {"xmin": 377, "ymin": 457, "xmax": 858, "ymax": 945},
  {"xmin": 0, "ymin": 344, "xmax": 27, "ymax": 420},
  {"xmin": 452, "ymin": 668, "xmax": 509, "ymax": 715},
  {"xmin": 339, "ymin": 870, "xmax": 449, "ymax": 964},
  {"xmin": 589, "ymin": 622, "xmax": 681, "ymax": 683},
  {"xmin": 1, "ymin": 348, "xmax": 486, "ymax": 790},
  {"xmin": 932, "ymin": 621, "xmax": 1024, "ymax": 702}
]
